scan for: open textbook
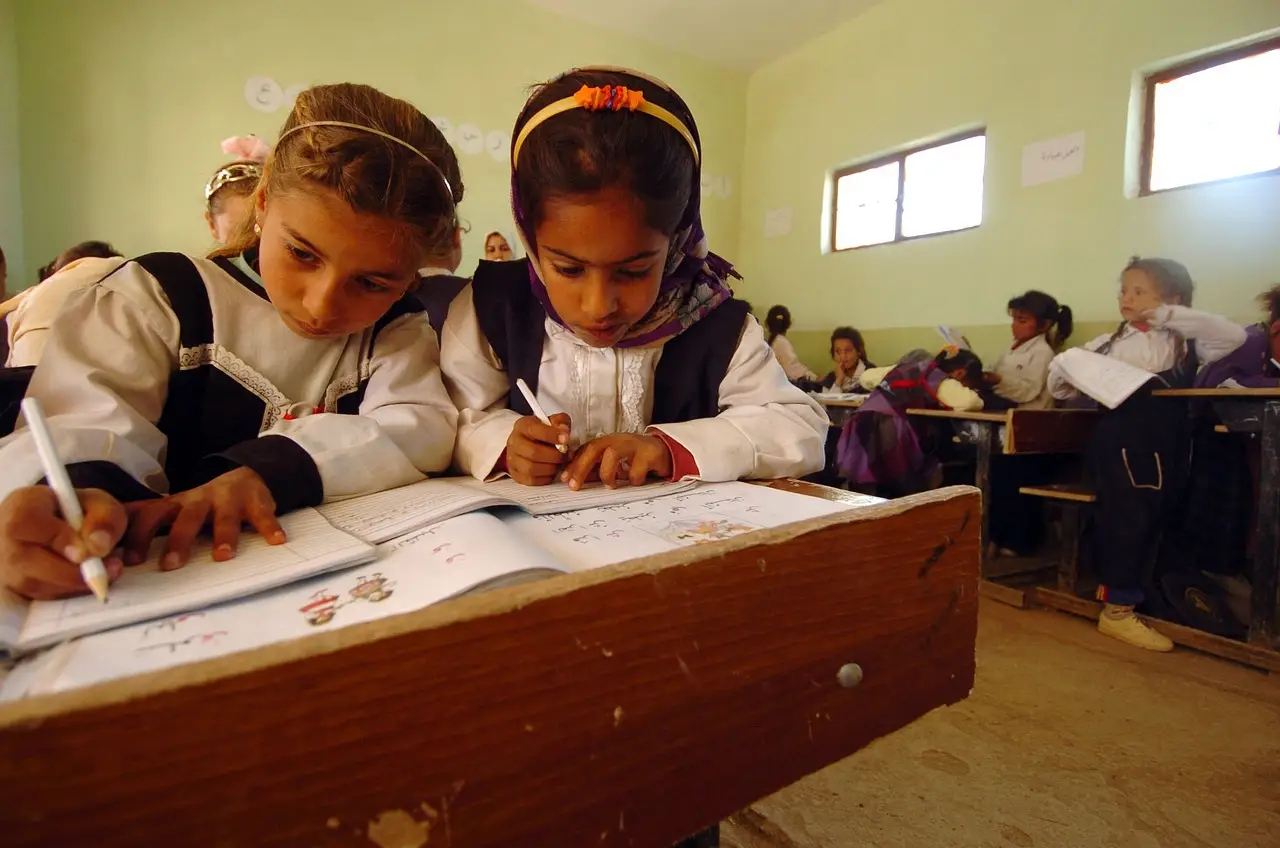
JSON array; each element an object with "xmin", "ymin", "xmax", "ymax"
[
  {"xmin": 2, "ymin": 482, "xmax": 866, "ymax": 699},
  {"xmin": 0, "ymin": 509, "xmax": 376, "ymax": 653},
  {"xmin": 1050, "ymin": 348, "xmax": 1157, "ymax": 409},
  {"xmin": 318, "ymin": 476, "xmax": 697, "ymax": 544}
]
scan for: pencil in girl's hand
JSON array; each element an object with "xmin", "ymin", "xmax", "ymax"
[
  {"xmin": 20, "ymin": 398, "xmax": 110, "ymax": 602},
  {"xmin": 515, "ymin": 378, "xmax": 569, "ymax": 454}
]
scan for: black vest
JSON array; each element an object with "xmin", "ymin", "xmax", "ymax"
[
  {"xmin": 470, "ymin": 258, "xmax": 749, "ymax": 425},
  {"xmin": 115, "ymin": 252, "xmax": 422, "ymax": 494}
]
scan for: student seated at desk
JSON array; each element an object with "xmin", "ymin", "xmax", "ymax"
[
  {"xmin": 766, "ymin": 304, "xmax": 819, "ymax": 384},
  {"xmin": 440, "ymin": 67, "xmax": 827, "ymax": 490},
  {"xmin": 985, "ymin": 290, "xmax": 1071, "ymax": 410},
  {"xmin": 836, "ymin": 347, "xmax": 984, "ymax": 497},
  {"xmin": 0, "ymin": 83, "xmax": 463, "ymax": 600},
  {"xmin": 821, "ymin": 326, "xmax": 873, "ymax": 394},
  {"xmin": 1047, "ymin": 256, "xmax": 1245, "ymax": 651}
]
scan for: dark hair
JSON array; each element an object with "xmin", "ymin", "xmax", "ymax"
[
  {"xmin": 1007, "ymin": 289, "xmax": 1074, "ymax": 350},
  {"xmin": 1123, "ymin": 255, "xmax": 1194, "ymax": 307},
  {"xmin": 936, "ymin": 347, "xmax": 984, "ymax": 388},
  {"xmin": 514, "ymin": 68, "xmax": 696, "ymax": 246},
  {"xmin": 206, "ymin": 159, "xmax": 262, "ymax": 217},
  {"xmin": 0, "ymin": 244, "xmax": 5, "ymax": 266},
  {"xmin": 765, "ymin": 305, "xmax": 792, "ymax": 343},
  {"xmin": 214, "ymin": 83, "xmax": 464, "ymax": 266},
  {"xmin": 830, "ymin": 325, "xmax": 869, "ymax": 361},
  {"xmin": 53, "ymin": 240, "xmax": 122, "ymax": 273},
  {"xmin": 1255, "ymin": 284, "xmax": 1280, "ymax": 326}
]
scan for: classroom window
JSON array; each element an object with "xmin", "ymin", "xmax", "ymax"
[
  {"xmin": 831, "ymin": 131, "xmax": 986, "ymax": 251},
  {"xmin": 1143, "ymin": 36, "xmax": 1280, "ymax": 194}
]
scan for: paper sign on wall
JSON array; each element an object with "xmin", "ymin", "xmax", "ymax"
[
  {"xmin": 1021, "ymin": 131, "xmax": 1086, "ymax": 187},
  {"xmin": 763, "ymin": 207, "xmax": 793, "ymax": 238}
]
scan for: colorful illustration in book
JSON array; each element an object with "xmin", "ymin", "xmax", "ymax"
[
  {"xmin": 349, "ymin": 573, "xmax": 394, "ymax": 603},
  {"xmin": 658, "ymin": 515, "xmax": 760, "ymax": 545},
  {"xmin": 300, "ymin": 590, "xmax": 342, "ymax": 626}
]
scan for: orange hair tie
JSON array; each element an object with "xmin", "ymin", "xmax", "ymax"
[{"xmin": 572, "ymin": 84, "xmax": 645, "ymax": 112}]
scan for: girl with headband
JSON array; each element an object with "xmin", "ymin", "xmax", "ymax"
[
  {"xmin": 441, "ymin": 67, "xmax": 826, "ymax": 491},
  {"xmin": 0, "ymin": 83, "xmax": 463, "ymax": 600}
]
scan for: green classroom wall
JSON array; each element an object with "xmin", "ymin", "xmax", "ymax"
[
  {"xmin": 736, "ymin": 0, "xmax": 1280, "ymax": 374},
  {"xmin": 10, "ymin": 0, "xmax": 746, "ymax": 291},
  {"xmin": 0, "ymin": 0, "xmax": 24, "ymax": 289}
]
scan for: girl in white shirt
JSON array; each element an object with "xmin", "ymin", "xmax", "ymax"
[
  {"xmin": 765, "ymin": 304, "xmax": 818, "ymax": 383},
  {"xmin": 821, "ymin": 326, "xmax": 872, "ymax": 394},
  {"xmin": 1047, "ymin": 256, "xmax": 1245, "ymax": 652},
  {"xmin": 441, "ymin": 67, "xmax": 826, "ymax": 491},
  {"xmin": 986, "ymin": 291, "xmax": 1072, "ymax": 409},
  {"xmin": 0, "ymin": 83, "xmax": 463, "ymax": 600}
]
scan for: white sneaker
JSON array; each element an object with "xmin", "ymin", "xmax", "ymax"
[{"xmin": 1098, "ymin": 607, "xmax": 1174, "ymax": 652}]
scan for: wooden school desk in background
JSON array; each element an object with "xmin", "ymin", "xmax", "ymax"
[
  {"xmin": 813, "ymin": 393, "xmax": 865, "ymax": 428},
  {"xmin": 1153, "ymin": 387, "xmax": 1280, "ymax": 650},
  {"xmin": 0, "ymin": 481, "xmax": 980, "ymax": 847}
]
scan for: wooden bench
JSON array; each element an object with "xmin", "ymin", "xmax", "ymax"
[{"xmin": 1019, "ymin": 483, "xmax": 1095, "ymax": 593}]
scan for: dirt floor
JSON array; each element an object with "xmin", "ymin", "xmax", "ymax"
[{"xmin": 722, "ymin": 599, "xmax": 1280, "ymax": 848}]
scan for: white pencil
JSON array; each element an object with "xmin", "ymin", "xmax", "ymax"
[
  {"xmin": 515, "ymin": 378, "xmax": 568, "ymax": 455},
  {"xmin": 20, "ymin": 398, "xmax": 110, "ymax": 602}
]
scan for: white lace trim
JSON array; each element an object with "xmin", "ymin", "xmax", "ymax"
[
  {"xmin": 569, "ymin": 344, "xmax": 591, "ymax": 440},
  {"xmin": 177, "ymin": 343, "xmax": 362, "ymax": 431},
  {"xmin": 619, "ymin": 349, "xmax": 647, "ymax": 435}
]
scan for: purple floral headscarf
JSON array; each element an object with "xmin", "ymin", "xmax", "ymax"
[{"xmin": 510, "ymin": 66, "xmax": 737, "ymax": 348}]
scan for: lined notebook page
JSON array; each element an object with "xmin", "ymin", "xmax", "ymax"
[
  {"xmin": 17, "ymin": 508, "xmax": 374, "ymax": 651},
  {"xmin": 318, "ymin": 477, "xmax": 697, "ymax": 544}
]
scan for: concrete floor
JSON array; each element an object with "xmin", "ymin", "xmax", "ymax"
[{"xmin": 724, "ymin": 599, "xmax": 1280, "ymax": 848}]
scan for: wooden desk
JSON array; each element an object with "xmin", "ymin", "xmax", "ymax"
[
  {"xmin": 814, "ymin": 395, "xmax": 865, "ymax": 428},
  {"xmin": 0, "ymin": 483, "xmax": 979, "ymax": 847},
  {"xmin": 1153, "ymin": 388, "xmax": 1280, "ymax": 648}
]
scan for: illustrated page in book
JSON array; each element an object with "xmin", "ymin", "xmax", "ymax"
[
  {"xmin": 1053, "ymin": 348, "xmax": 1155, "ymax": 408},
  {"xmin": 318, "ymin": 476, "xmax": 696, "ymax": 544},
  {"xmin": 501, "ymin": 481, "xmax": 867, "ymax": 571},
  {"xmin": 13, "ymin": 512, "xmax": 568, "ymax": 698},
  {"xmin": 13, "ymin": 509, "xmax": 375, "ymax": 652}
]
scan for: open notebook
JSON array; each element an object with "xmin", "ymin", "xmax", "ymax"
[
  {"xmin": 2, "ymin": 482, "xmax": 869, "ymax": 699},
  {"xmin": 1050, "ymin": 348, "xmax": 1157, "ymax": 409},
  {"xmin": 0, "ymin": 509, "xmax": 375, "ymax": 653},
  {"xmin": 318, "ymin": 476, "xmax": 697, "ymax": 544}
]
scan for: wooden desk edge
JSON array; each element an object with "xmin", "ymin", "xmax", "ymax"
[
  {"xmin": 906, "ymin": 409, "xmax": 1010, "ymax": 423},
  {"xmin": 0, "ymin": 484, "xmax": 973, "ymax": 726}
]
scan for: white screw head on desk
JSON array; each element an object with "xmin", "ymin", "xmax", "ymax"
[{"xmin": 837, "ymin": 663, "xmax": 864, "ymax": 688}]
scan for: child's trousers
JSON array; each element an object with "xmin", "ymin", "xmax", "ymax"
[{"xmin": 1086, "ymin": 383, "xmax": 1191, "ymax": 606}]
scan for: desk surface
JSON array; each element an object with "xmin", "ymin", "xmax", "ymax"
[
  {"xmin": 1153, "ymin": 388, "xmax": 1280, "ymax": 397},
  {"xmin": 0, "ymin": 482, "xmax": 979, "ymax": 848},
  {"xmin": 814, "ymin": 396, "xmax": 866, "ymax": 408},
  {"xmin": 906, "ymin": 408, "xmax": 1009, "ymax": 423}
]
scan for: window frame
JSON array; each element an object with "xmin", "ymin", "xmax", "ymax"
[
  {"xmin": 1140, "ymin": 34, "xmax": 1280, "ymax": 196},
  {"xmin": 828, "ymin": 128, "xmax": 986, "ymax": 253}
]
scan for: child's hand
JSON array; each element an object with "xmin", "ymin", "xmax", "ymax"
[
  {"xmin": 122, "ymin": 467, "xmax": 286, "ymax": 570},
  {"xmin": 984, "ymin": 372, "xmax": 1002, "ymax": 385},
  {"xmin": 506, "ymin": 413, "xmax": 571, "ymax": 486},
  {"xmin": 562, "ymin": 434, "xmax": 673, "ymax": 490},
  {"xmin": 0, "ymin": 486, "xmax": 127, "ymax": 599}
]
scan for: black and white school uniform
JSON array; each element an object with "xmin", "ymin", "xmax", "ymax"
[
  {"xmin": 1046, "ymin": 305, "xmax": 1246, "ymax": 604},
  {"xmin": 439, "ymin": 260, "xmax": 828, "ymax": 481},
  {"xmin": 0, "ymin": 252, "xmax": 458, "ymax": 512}
]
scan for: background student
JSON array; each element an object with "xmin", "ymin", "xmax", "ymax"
[
  {"xmin": 986, "ymin": 290, "xmax": 1072, "ymax": 409},
  {"xmin": 440, "ymin": 66, "xmax": 827, "ymax": 493},
  {"xmin": 0, "ymin": 82, "xmax": 464, "ymax": 601},
  {"xmin": 1047, "ymin": 256, "xmax": 1246, "ymax": 651},
  {"xmin": 482, "ymin": 230, "xmax": 517, "ymax": 262},
  {"xmin": 821, "ymin": 326, "xmax": 872, "ymax": 393},
  {"xmin": 837, "ymin": 346, "xmax": 985, "ymax": 497},
  {"xmin": 765, "ymin": 304, "xmax": 818, "ymax": 383},
  {"xmin": 205, "ymin": 159, "xmax": 263, "ymax": 245}
]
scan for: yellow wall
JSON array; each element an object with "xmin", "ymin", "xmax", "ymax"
[
  {"xmin": 12, "ymin": 0, "xmax": 746, "ymax": 289},
  {"xmin": 0, "ymin": 0, "xmax": 24, "ymax": 288},
  {"xmin": 737, "ymin": 0, "xmax": 1280, "ymax": 372}
]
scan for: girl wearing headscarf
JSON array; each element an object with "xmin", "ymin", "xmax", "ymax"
[{"xmin": 440, "ymin": 67, "xmax": 826, "ymax": 490}]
